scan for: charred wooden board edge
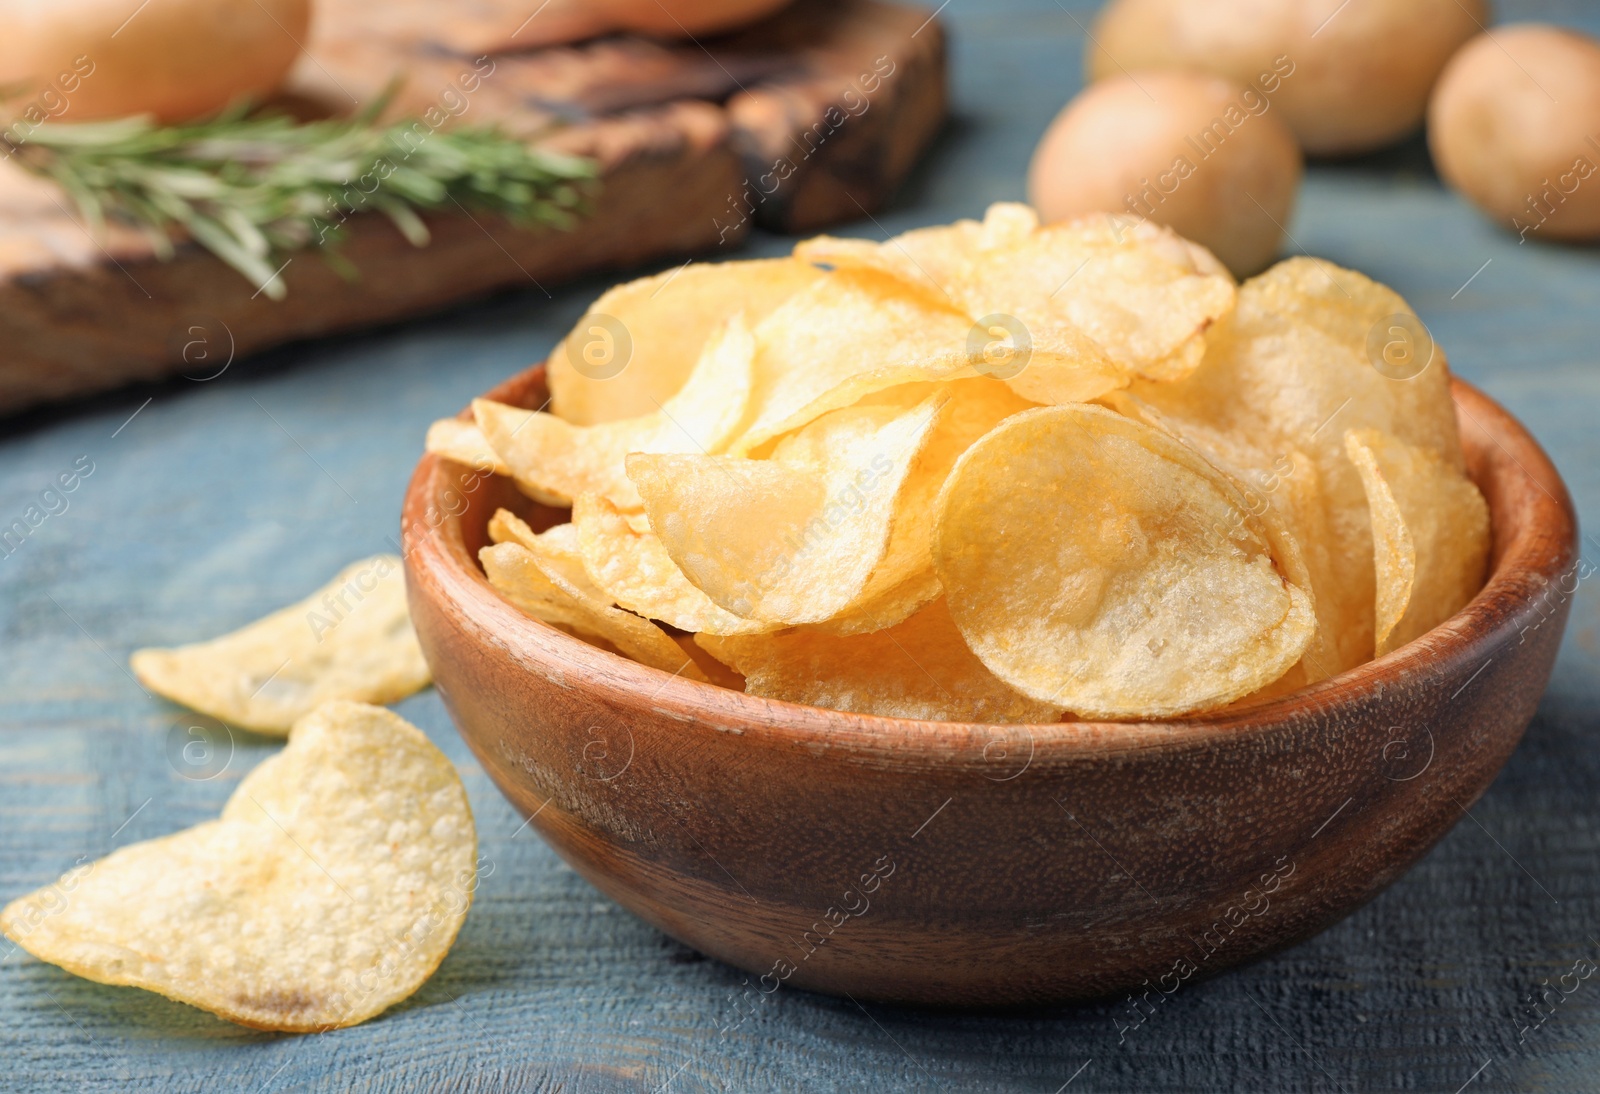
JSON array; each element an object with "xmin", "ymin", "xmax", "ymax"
[{"xmin": 0, "ymin": 0, "xmax": 946, "ymax": 417}]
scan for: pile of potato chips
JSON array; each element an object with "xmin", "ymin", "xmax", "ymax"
[{"xmin": 431, "ymin": 203, "xmax": 1490, "ymax": 722}]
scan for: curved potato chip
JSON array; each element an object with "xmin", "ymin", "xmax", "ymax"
[
  {"xmin": 631, "ymin": 394, "xmax": 946, "ymax": 626},
  {"xmin": 424, "ymin": 418, "xmax": 510, "ymax": 477},
  {"xmin": 480, "ymin": 540, "xmax": 706, "ymax": 680},
  {"xmin": 1127, "ymin": 257, "xmax": 1465, "ymax": 672},
  {"xmin": 0, "ymin": 701, "xmax": 475, "ymax": 1032},
  {"xmin": 572, "ymin": 493, "xmax": 771, "ymax": 635},
  {"xmin": 549, "ymin": 257, "xmax": 825, "ymax": 425},
  {"xmin": 698, "ymin": 600, "xmax": 1062, "ymax": 723},
  {"xmin": 130, "ymin": 555, "xmax": 430, "ymax": 735},
  {"xmin": 1345, "ymin": 428, "xmax": 1489, "ymax": 656},
  {"xmin": 934, "ymin": 405, "xmax": 1315, "ymax": 718},
  {"xmin": 809, "ymin": 378, "xmax": 1040, "ymax": 635},
  {"xmin": 799, "ymin": 204, "xmax": 1234, "ymax": 385},
  {"xmin": 476, "ymin": 315, "xmax": 753, "ymax": 510},
  {"xmin": 727, "ymin": 268, "xmax": 1121, "ymax": 456}
]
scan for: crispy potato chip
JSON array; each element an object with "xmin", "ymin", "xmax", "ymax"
[
  {"xmin": 476, "ymin": 315, "xmax": 754, "ymax": 510},
  {"xmin": 934, "ymin": 405, "xmax": 1315, "ymax": 718},
  {"xmin": 1101, "ymin": 390, "xmax": 1342, "ymax": 687},
  {"xmin": 799, "ymin": 204, "xmax": 1235, "ymax": 384},
  {"xmin": 1126, "ymin": 257, "xmax": 1464, "ymax": 672},
  {"xmin": 424, "ymin": 417, "xmax": 510, "ymax": 477},
  {"xmin": 0, "ymin": 701, "xmax": 475, "ymax": 1032},
  {"xmin": 1345, "ymin": 428, "xmax": 1490, "ymax": 656},
  {"xmin": 130, "ymin": 556, "xmax": 430, "ymax": 735},
  {"xmin": 727, "ymin": 268, "xmax": 1123, "ymax": 456},
  {"xmin": 480, "ymin": 540, "xmax": 706, "ymax": 680},
  {"xmin": 550, "ymin": 257, "xmax": 825, "ymax": 425},
  {"xmin": 572, "ymin": 493, "xmax": 771, "ymax": 635},
  {"xmin": 807, "ymin": 378, "xmax": 1040, "ymax": 635},
  {"xmin": 631, "ymin": 394, "xmax": 946, "ymax": 626},
  {"xmin": 697, "ymin": 599, "xmax": 1062, "ymax": 723}
]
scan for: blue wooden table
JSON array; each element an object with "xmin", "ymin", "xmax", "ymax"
[{"xmin": 4, "ymin": 2, "xmax": 1599, "ymax": 1090}]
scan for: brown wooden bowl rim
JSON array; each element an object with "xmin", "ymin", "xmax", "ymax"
[{"xmin": 405, "ymin": 366, "xmax": 1579, "ymax": 758}]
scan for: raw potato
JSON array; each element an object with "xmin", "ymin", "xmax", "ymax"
[
  {"xmin": 1345, "ymin": 429, "xmax": 1490, "ymax": 656},
  {"xmin": 1429, "ymin": 25, "xmax": 1600, "ymax": 242},
  {"xmin": 934, "ymin": 405, "xmax": 1316, "ymax": 718},
  {"xmin": 0, "ymin": 702, "xmax": 476, "ymax": 1032},
  {"xmin": 697, "ymin": 600, "xmax": 1063, "ymax": 723},
  {"xmin": 0, "ymin": 0, "xmax": 311, "ymax": 124},
  {"xmin": 1087, "ymin": 0, "xmax": 1487, "ymax": 156},
  {"xmin": 130, "ymin": 555, "xmax": 431, "ymax": 734},
  {"xmin": 1028, "ymin": 72, "xmax": 1303, "ymax": 276}
]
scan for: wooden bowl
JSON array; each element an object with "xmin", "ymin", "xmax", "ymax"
[{"xmin": 402, "ymin": 367, "xmax": 1577, "ymax": 1006}]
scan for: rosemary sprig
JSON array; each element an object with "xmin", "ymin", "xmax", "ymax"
[{"xmin": 4, "ymin": 99, "xmax": 596, "ymax": 299}]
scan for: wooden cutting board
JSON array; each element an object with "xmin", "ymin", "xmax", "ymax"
[{"xmin": 0, "ymin": 0, "xmax": 945, "ymax": 414}]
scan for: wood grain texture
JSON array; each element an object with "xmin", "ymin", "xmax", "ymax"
[
  {"xmin": 2, "ymin": 0, "xmax": 1599, "ymax": 1089},
  {"xmin": 0, "ymin": 0, "xmax": 946, "ymax": 415}
]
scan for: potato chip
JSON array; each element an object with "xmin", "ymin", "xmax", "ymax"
[
  {"xmin": 424, "ymin": 417, "xmax": 510, "ymax": 477},
  {"xmin": 697, "ymin": 600, "xmax": 1062, "ymax": 723},
  {"xmin": 630, "ymin": 394, "xmax": 946, "ymax": 626},
  {"xmin": 934, "ymin": 405, "xmax": 1315, "ymax": 718},
  {"xmin": 799, "ymin": 203, "xmax": 1235, "ymax": 384},
  {"xmin": 479, "ymin": 540, "xmax": 706, "ymax": 680},
  {"xmin": 0, "ymin": 701, "xmax": 475, "ymax": 1032},
  {"xmin": 475, "ymin": 314, "xmax": 754, "ymax": 510},
  {"xmin": 1345, "ymin": 428, "xmax": 1490, "ymax": 656},
  {"xmin": 727, "ymin": 267, "xmax": 1123, "ymax": 456},
  {"xmin": 130, "ymin": 555, "xmax": 431, "ymax": 735},
  {"xmin": 572, "ymin": 493, "xmax": 772, "ymax": 635},
  {"xmin": 1126, "ymin": 257, "xmax": 1464, "ymax": 672},
  {"xmin": 549, "ymin": 257, "xmax": 825, "ymax": 425},
  {"xmin": 808, "ymin": 378, "xmax": 1040, "ymax": 635}
]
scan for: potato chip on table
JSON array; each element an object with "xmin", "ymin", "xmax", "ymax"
[
  {"xmin": 934, "ymin": 404, "xmax": 1316, "ymax": 718},
  {"xmin": 130, "ymin": 555, "xmax": 431, "ymax": 734},
  {"xmin": 0, "ymin": 702, "xmax": 476, "ymax": 1032}
]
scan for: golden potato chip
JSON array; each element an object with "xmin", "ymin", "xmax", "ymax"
[
  {"xmin": 727, "ymin": 268, "xmax": 1123, "ymax": 456},
  {"xmin": 130, "ymin": 556, "xmax": 431, "ymax": 735},
  {"xmin": 479, "ymin": 540, "xmax": 706, "ymax": 680},
  {"xmin": 630, "ymin": 394, "xmax": 946, "ymax": 626},
  {"xmin": 934, "ymin": 405, "xmax": 1315, "ymax": 718},
  {"xmin": 808, "ymin": 378, "xmax": 1040, "ymax": 635},
  {"xmin": 1126, "ymin": 257, "xmax": 1464, "ymax": 672},
  {"xmin": 0, "ymin": 701, "xmax": 476, "ymax": 1032},
  {"xmin": 549, "ymin": 257, "xmax": 825, "ymax": 425},
  {"xmin": 1101, "ymin": 390, "xmax": 1342, "ymax": 687},
  {"xmin": 572, "ymin": 493, "xmax": 771, "ymax": 635},
  {"xmin": 424, "ymin": 417, "xmax": 510, "ymax": 477},
  {"xmin": 475, "ymin": 315, "xmax": 754, "ymax": 510},
  {"xmin": 697, "ymin": 599, "xmax": 1062, "ymax": 723},
  {"xmin": 1345, "ymin": 428, "xmax": 1490, "ymax": 656},
  {"xmin": 799, "ymin": 204, "xmax": 1235, "ymax": 384}
]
